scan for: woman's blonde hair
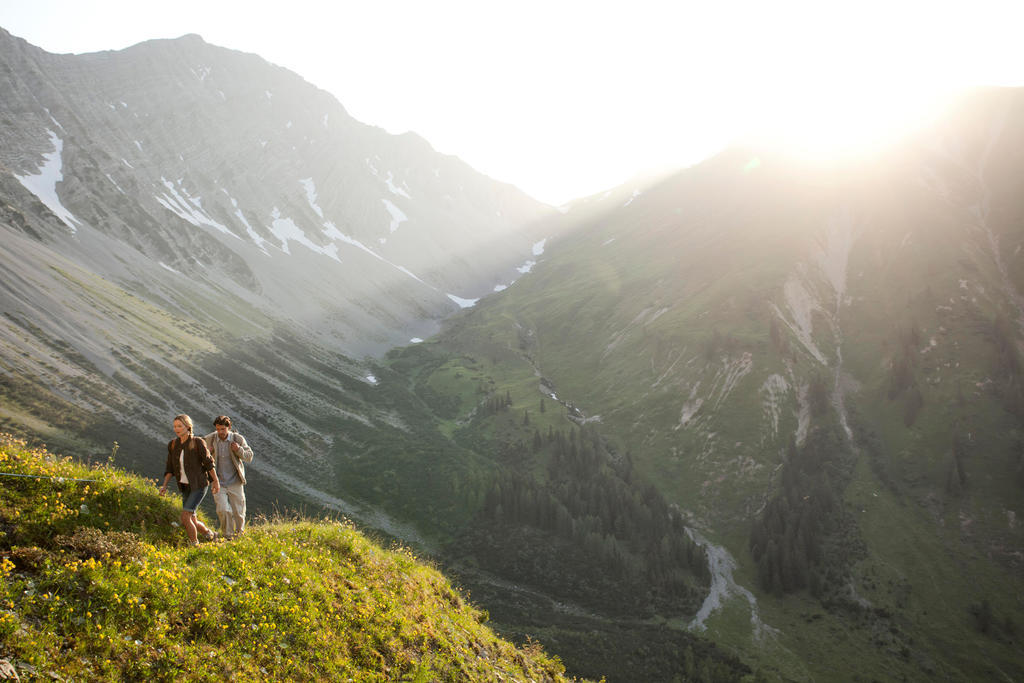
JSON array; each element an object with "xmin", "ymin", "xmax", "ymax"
[{"xmin": 173, "ymin": 414, "xmax": 194, "ymax": 435}]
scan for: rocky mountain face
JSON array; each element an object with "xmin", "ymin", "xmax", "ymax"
[
  {"xmin": 0, "ymin": 29, "xmax": 554, "ymax": 353},
  {"xmin": 0, "ymin": 28, "xmax": 555, "ymax": 502}
]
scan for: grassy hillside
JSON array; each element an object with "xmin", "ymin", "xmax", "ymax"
[{"xmin": 0, "ymin": 433, "xmax": 573, "ymax": 682}]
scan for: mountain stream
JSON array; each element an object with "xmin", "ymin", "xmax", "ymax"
[{"xmin": 687, "ymin": 528, "xmax": 775, "ymax": 641}]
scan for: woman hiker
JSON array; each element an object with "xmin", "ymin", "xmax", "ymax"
[{"xmin": 159, "ymin": 414, "xmax": 221, "ymax": 545}]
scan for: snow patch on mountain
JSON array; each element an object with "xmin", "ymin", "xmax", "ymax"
[
  {"xmin": 319, "ymin": 220, "xmax": 430, "ymax": 287},
  {"xmin": 295, "ymin": 178, "xmax": 430, "ymax": 280},
  {"xmin": 385, "ymin": 171, "xmax": 411, "ymax": 198},
  {"xmin": 516, "ymin": 260, "xmax": 536, "ymax": 274},
  {"xmin": 14, "ymin": 129, "xmax": 80, "ymax": 232},
  {"xmin": 301, "ymin": 177, "xmax": 324, "ymax": 218},
  {"xmin": 382, "ymin": 199, "xmax": 408, "ymax": 233},
  {"xmin": 222, "ymin": 190, "xmax": 270, "ymax": 254},
  {"xmin": 364, "ymin": 160, "xmax": 412, "ymax": 199},
  {"xmin": 486, "ymin": 241, "xmax": 548, "ymax": 291},
  {"xmin": 269, "ymin": 208, "xmax": 339, "ymax": 261},
  {"xmin": 156, "ymin": 177, "xmax": 233, "ymax": 236},
  {"xmin": 395, "ymin": 265, "xmax": 430, "ymax": 286},
  {"xmin": 447, "ymin": 294, "xmax": 479, "ymax": 308}
]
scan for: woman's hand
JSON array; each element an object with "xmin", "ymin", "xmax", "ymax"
[{"xmin": 211, "ymin": 480, "xmax": 221, "ymax": 495}]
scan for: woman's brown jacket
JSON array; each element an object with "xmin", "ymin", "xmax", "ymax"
[{"xmin": 164, "ymin": 436, "xmax": 215, "ymax": 488}]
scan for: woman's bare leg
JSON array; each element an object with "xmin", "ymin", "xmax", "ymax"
[
  {"xmin": 181, "ymin": 509, "xmax": 198, "ymax": 544},
  {"xmin": 192, "ymin": 515, "xmax": 212, "ymax": 537}
]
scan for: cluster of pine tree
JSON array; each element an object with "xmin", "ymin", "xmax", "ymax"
[
  {"xmin": 887, "ymin": 324, "xmax": 925, "ymax": 426},
  {"xmin": 749, "ymin": 426, "xmax": 847, "ymax": 596},
  {"xmin": 480, "ymin": 389, "xmax": 513, "ymax": 415},
  {"xmin": 466, "ymin": 424, "xmax": 709, "ymax": 617}
]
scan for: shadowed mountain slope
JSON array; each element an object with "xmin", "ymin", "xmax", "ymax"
[{"xmin": 386, "ymin": 87, "xmax": 1024, "ymax": 680}]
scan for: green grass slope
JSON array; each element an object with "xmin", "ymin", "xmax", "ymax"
[{"xmin": 0, "ymin": 433, "xmax": 574, "ymax": 682}]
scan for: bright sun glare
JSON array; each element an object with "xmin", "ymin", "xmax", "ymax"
[
  {"xmin": 752, "ymin": 82, "xmax": 955, "ymax": 161},
  {"xmin": 718, "ymin": 0, "xmax": 1021, "ymax": 164}
]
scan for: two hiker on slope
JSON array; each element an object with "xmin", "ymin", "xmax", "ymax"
[{"xmin": 159, "ymin": 414, "xmax": 254, "ymax": 545}]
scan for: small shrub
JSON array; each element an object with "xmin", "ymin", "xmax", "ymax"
[
  {"xmin": 970, "ymin": 599, "xmax": 993, "ymax": 634},
  {"xmin": 54, "ymin": 526, "xmax": 143, "ymax": 561},
  {"xmin": 9, "ymin": 545, "xmax": 50, "ymax": 570}
]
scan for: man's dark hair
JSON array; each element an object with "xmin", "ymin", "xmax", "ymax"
[{"xmin": 213, "ymin": 415, "xmax": 232, "ymax": 428}]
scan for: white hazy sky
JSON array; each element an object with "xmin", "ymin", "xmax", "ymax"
[{"xmin": 1, "ymin": 0, "xmax": 1021, "ymax": 205}]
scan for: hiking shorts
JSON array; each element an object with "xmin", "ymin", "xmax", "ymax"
[{"xmin": 179, "ymin": 483, "xmax": 209, "ymax": 513}]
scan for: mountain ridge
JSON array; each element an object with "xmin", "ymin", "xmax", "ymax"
[{"xmin": 0, "ymin": 26, "xmax": 556, "ymax": 353}]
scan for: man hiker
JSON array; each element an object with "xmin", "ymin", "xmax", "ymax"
[{"xmin": 203, "ymin": 415, "xmax": 254, "ymax": 539}]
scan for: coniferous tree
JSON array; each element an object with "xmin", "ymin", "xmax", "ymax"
[{"xmin": 903, "ymin": 385, "xmax": 924, "ymax": 426}]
